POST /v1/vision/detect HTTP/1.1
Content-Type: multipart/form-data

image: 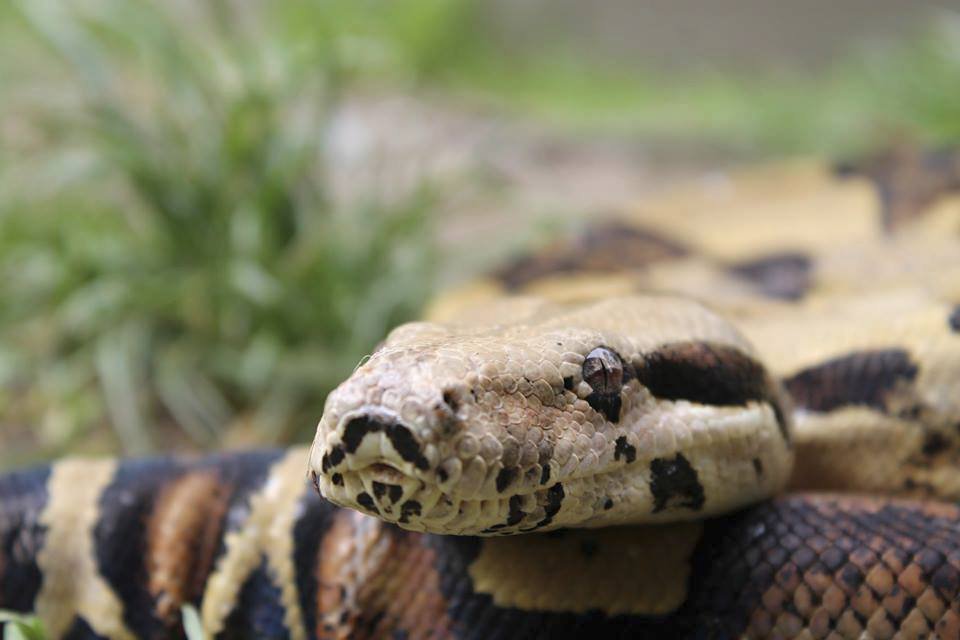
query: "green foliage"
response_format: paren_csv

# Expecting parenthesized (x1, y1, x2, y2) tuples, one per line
(3, 0, 960, 462)
(181, 605, 206, 640)
(0, 1, 437, 460)
(0, 612, 47, 640)
(434, 18, 960, 155)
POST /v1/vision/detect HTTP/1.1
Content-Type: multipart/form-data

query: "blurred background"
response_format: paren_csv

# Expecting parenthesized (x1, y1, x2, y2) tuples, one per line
(2, 0, 960, 466)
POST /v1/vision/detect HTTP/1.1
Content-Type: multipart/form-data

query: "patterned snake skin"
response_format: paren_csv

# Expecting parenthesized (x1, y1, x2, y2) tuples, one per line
(2, 149, 960, 639)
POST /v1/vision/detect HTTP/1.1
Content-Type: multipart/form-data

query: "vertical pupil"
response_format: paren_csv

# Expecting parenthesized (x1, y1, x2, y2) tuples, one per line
(583, 347, 624, 394)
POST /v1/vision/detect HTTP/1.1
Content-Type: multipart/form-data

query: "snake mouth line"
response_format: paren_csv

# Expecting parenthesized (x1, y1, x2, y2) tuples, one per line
(316, 448, 568, 533)
(320, 454, 639, 535)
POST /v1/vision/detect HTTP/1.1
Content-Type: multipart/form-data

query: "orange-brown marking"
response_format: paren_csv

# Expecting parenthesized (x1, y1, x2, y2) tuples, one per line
(745, 497, 960, 639)
(317, 510, 451, 640)
(146, 471, 229, 626)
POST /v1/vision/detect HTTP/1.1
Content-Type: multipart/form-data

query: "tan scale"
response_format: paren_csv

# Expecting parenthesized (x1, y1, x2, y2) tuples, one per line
(312, 295, 794, 536)
(200, 447, 311, 639)
(309, 151, 960, 628)
(35, 459, 136, 640)
(468, 522, 702, 615)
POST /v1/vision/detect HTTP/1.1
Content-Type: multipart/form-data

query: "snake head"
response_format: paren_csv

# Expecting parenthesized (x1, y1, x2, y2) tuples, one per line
(309, 297, 793, 536)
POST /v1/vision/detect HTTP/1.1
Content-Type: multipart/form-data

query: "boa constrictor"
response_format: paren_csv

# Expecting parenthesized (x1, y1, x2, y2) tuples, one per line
(2, 149, 960, 639)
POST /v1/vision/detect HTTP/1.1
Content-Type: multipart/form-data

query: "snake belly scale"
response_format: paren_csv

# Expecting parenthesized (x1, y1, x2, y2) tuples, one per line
(2, 151, 960, 638)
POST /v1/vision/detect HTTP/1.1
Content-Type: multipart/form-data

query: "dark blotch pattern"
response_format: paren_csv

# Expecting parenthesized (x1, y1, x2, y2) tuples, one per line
(292, 491, 337, 638)
(494, 221, 688, 290)
(586, 393, 622, 424)
(0, 465, 50, 613)
(373, 481, 405, 505)
(94, 456, 183, 638)
(343, 417, 382, 453)
(637, 342, 769, 407)
(357, 492, 377, 512)
(399, 501, 422, 524)
(613, 436, 637, 464)
(341, 416, 430, 471)
(5, 451, 960, 637)
(922, 432, 950, 457)
(636, 341, 790, 443)
(321, 446, 345, 473)
(388, 485, 403, 504)
(728, 252, 812, 301)
(521, 483, 566, 532)
(222, 560, 290, 639)
(506, 496, 525, 527)
(783, 348, 918, 414)
(534, 483, 565, 530)
(949, 305, 960, 333)
(649, 454, 704, 513)
(496, 467, 518, 493)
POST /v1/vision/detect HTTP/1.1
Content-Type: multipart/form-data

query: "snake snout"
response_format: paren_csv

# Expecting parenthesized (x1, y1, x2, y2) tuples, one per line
(309, 406, 448, 527)
(322, 411, 433, 476)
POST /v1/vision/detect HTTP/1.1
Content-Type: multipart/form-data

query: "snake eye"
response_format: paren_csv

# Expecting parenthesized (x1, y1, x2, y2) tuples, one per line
(583, 347, 626, 423)
(582, 347, 624, 394)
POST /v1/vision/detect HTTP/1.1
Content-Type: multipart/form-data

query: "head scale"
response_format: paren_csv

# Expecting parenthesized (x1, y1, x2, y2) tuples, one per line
(308, 296, 793, 535)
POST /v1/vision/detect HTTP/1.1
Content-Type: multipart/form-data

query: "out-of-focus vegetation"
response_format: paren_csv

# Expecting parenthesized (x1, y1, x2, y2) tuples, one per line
(0, 0, 442, 462)
(438, 14, 960, 155)
(0, 610, 47, 640)
(0, 606, 202, 639)
(1, 0, 959, 462)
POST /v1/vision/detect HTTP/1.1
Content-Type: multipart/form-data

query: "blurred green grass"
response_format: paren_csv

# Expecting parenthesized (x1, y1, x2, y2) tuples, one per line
(1, 0, 959, 462)
(438, 14, 960, 155)
(0, 0, 442, 462)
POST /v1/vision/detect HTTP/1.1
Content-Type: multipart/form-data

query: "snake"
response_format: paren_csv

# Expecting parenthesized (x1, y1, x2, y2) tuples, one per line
(2, 149, 960, 639)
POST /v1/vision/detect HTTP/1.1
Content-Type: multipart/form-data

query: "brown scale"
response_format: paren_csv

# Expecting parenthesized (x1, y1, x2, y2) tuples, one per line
(493, 221, 689, 290)
(717, 496, 960, 640)
(316, 509, 452, 640)
(145, 471, 230, 627)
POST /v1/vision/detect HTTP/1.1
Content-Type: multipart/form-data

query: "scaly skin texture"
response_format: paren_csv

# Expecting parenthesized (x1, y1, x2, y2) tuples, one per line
(4, 452, 960, 639)
(2, 149, 960, 638)
(310, 296, 794, 535)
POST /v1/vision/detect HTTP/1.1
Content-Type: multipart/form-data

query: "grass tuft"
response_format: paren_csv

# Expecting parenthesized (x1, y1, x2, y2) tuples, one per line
(0, 611, 47, 640)
(0, 1, 439, 461)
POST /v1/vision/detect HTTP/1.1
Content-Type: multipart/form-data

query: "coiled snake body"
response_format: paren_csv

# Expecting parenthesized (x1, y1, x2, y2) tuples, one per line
(3, 153, 960, 638)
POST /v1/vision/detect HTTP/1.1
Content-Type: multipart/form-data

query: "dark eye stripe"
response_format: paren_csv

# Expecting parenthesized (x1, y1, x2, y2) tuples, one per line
(637, 342, 771, 406)
(635, 341, 789, 442)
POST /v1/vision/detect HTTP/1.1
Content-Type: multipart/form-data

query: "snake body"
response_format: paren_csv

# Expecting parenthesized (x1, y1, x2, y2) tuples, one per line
(2, 151, 960, 638)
